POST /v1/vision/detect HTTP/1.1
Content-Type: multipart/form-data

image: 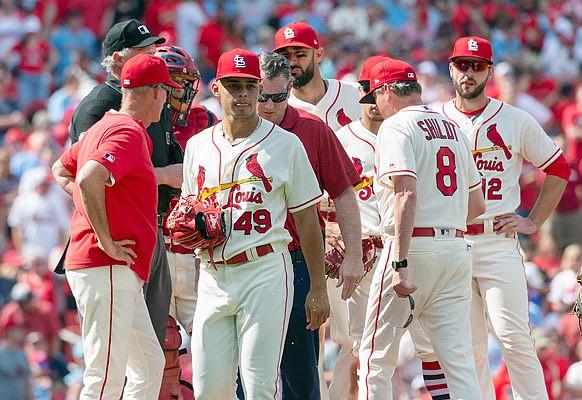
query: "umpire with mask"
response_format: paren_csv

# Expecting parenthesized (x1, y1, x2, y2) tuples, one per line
(70, 19, 183, 348)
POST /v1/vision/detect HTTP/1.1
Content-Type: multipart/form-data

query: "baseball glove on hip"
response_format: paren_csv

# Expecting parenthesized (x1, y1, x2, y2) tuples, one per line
(165, 195, 226, 250)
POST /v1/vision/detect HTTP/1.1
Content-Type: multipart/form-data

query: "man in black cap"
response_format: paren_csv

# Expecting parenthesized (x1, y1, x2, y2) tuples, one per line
(69, 19, 183, 356)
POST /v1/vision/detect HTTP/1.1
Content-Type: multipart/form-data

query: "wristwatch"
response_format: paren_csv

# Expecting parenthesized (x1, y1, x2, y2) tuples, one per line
(391, 259, 408, 270)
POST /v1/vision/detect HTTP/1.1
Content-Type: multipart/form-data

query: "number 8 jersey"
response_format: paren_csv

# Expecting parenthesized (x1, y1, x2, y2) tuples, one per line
(441, 97, 562, 219)
(182, 118, 323, 262)
(374, 105, 481, 236)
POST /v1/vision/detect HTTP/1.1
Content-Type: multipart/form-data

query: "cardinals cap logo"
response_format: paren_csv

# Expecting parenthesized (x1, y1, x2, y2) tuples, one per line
(233, 55, 246, 69)
(467, 39, 479, 51)
(284, 27, 295, 39)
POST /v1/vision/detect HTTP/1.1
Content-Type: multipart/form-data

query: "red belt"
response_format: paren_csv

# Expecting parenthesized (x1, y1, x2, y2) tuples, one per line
(465, 223, 485, 235)
(165, 242, 194, 254)
(214, 244, 274, 265)
(321, 211, 337, 222)
(412, 228, 464, 238)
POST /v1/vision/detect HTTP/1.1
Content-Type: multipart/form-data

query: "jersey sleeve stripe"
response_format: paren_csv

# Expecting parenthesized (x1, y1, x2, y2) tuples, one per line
(469, 181, 482, 191)
(288, 193, 324, 212)
(378, 170, 417, 183)
(538, 148, 562, 170)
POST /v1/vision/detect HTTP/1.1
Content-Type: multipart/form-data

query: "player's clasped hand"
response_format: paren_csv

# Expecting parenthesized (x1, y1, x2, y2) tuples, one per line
(98, 238, 137, 266)
(305, 288, 330, 330)
(392, 268, 417, 298)
(494, 213, 538, 237)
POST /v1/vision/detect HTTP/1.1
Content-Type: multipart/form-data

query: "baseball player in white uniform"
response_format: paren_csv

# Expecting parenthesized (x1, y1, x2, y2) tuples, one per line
(335, 55, 386, 366)
(438, 37, 570, 400)
(358, 58, 485, 400)
(183, 48, 330, 400)
(274, 21, 363, 399)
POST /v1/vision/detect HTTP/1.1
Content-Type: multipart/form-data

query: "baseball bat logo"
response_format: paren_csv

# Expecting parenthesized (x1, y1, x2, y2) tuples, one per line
(486, 124, 512, 160)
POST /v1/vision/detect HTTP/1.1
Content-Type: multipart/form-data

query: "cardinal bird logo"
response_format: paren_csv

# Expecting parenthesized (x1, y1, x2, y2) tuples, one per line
(336, 108, 352, 127)
(486, 124, 512, 160)
(197, 166, 206, 195)
(245, 153, 272, 192)
(352, 157, 364, 176)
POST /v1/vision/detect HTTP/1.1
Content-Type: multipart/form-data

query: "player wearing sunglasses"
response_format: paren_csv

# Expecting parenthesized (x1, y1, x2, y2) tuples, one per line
(251, 51, 361, 400)
(435, 36, 570, 400)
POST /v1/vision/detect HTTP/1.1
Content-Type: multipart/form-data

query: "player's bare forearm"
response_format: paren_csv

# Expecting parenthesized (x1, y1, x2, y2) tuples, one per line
(52, 159, 75, 196)
(293, 205, 330, 329)
(495, 175, 568, 236)
(333, 186, 364, 299)
(155, 163, 183, 188)
(78, 161, 137, 265)
(392, 176, 417, 261)
(467, 188, 486, 223)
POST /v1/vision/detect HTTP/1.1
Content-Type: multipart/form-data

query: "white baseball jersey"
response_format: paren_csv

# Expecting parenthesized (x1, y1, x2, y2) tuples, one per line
(182, 118, 324, 261)
(335, 120, 380, 236)
(375, 105, 481, 234)
(289, 79, 362, 132)
(441, 97, 562, 219)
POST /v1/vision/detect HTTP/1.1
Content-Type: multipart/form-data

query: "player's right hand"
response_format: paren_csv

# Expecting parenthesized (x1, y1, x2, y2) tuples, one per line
(337, 252, 365, 300)
(392, 268, 417, 298)
(305, 288, 330, 330)
(98, 238, 137, 266)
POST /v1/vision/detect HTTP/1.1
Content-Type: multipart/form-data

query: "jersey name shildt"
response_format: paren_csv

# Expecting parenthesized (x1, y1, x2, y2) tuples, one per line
(417, 118, 459, 142)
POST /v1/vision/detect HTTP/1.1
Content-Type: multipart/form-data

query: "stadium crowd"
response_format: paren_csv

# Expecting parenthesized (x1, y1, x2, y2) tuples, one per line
(0, 0, 580, 399)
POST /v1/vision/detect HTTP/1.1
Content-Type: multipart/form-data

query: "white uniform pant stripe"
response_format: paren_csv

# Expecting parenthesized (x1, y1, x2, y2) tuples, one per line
(67, 265, 164, 400)
(192, 252, 293, 399)
(358, 237, 482, 400)
(470, 233, 548, 400)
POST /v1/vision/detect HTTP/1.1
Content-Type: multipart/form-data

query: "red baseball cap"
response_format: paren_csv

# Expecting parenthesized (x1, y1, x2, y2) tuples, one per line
(358, 55, 390, 84)
(121, 54, 181, 89)
(274, 21, 320, 52)
(450, 37, 493, 63)
(360, 59, 417, 104)
(216, 48, 261, 80)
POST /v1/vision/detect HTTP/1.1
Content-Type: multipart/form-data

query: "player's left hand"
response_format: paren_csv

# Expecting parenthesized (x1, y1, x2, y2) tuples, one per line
(494, 213, 538, 237)
(392, 268, 417, 298)
(337, 251, 364, 300)
(305, 288, 330, 330)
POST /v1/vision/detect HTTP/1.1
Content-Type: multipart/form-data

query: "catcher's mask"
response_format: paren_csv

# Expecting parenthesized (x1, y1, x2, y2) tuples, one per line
(155, 46, 201, 126)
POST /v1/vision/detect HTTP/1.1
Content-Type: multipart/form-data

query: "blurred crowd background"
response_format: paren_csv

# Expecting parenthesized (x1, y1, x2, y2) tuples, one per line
(0, 0, 580, 399)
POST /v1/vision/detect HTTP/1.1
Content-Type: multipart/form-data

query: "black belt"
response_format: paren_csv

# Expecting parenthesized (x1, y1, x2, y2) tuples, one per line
(289, 248, 304, 264)
(157, 213, 166, 227)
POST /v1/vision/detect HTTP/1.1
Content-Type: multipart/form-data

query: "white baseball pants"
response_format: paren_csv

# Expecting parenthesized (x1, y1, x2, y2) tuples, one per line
(67, 265, 164, 400)
(166, 250, 199, 335)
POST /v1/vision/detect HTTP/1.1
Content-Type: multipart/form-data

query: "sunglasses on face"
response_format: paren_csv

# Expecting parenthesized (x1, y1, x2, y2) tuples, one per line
(453, 60, 490, 72)
(381, 294, 415, 329)
(258, 90, 289, 103)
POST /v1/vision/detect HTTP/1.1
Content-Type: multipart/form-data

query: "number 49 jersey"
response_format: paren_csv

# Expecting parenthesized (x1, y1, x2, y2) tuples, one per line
(441, 97, 562, 219)
(375, 105, 481, 235)
(182, 118, 323, 261)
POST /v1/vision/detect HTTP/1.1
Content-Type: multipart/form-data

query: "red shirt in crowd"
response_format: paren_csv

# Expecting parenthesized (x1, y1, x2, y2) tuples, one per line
(0, 300, 60, 344)
(278, 106, 359, 252)
(561, 103, 582, 163)
(11, 37, 52, 74)
(60, 112, 157, 282)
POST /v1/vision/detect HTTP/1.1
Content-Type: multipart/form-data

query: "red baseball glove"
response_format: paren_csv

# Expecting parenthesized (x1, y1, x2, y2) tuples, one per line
(324, 238, 378, 279)
(165, 195, 226, 250)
